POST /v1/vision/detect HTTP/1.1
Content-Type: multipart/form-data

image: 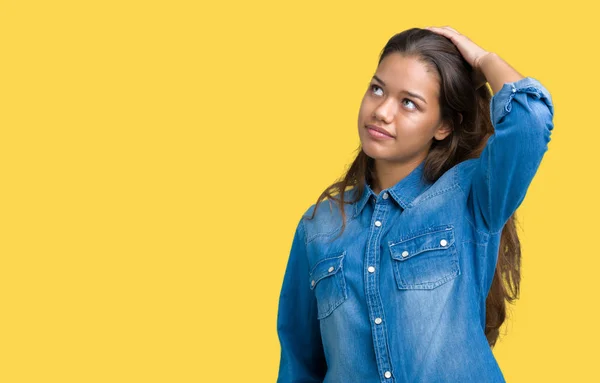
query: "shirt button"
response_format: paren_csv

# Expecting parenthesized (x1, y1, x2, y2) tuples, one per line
(375, 220, 382, 227)
(328, 266, 334, 273)
(374, 317, 382, 324)
(382, 192, 389, 199)
(440, 239, 448, 247)
(384, 371, 392, 379)
(311, 280, 315, 287)
(368, 266, 375, 273)
(401, 250, 409, 258)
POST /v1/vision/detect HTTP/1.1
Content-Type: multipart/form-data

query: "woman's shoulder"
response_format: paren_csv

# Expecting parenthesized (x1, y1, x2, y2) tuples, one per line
(452, 157, 481, 184)
(299, 189, 356, 242)
(410, 159, 482, 207)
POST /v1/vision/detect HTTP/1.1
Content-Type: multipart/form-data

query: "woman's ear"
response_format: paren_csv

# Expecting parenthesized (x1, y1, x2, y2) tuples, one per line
(434, 121, 453, 141)
(434, 114, 461, 141)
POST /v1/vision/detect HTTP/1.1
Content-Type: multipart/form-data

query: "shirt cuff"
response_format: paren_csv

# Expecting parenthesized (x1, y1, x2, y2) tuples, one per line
(489, 76, 555, 126)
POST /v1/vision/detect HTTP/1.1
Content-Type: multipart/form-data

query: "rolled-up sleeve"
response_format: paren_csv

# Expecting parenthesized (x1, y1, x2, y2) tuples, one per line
(470, 77, 555, 234)
(276, 217, 326, 382)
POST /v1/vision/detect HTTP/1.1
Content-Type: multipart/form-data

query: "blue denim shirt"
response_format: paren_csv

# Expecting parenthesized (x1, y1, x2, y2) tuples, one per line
(276, 77, 554, 383)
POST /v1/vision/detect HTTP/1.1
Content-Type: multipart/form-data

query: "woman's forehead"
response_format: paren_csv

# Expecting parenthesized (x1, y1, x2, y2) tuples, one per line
(375, 54, 439, 99)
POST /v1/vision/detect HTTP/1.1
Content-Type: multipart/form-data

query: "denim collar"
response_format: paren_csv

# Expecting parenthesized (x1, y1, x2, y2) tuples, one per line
(353, 159, 432, 218)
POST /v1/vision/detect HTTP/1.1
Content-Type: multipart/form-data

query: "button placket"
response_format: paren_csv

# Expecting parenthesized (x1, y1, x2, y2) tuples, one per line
(364, 204, 394, 382)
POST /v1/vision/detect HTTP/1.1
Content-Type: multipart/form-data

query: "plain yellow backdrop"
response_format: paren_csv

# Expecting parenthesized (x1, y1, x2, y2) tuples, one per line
(0, 0, 596, 381)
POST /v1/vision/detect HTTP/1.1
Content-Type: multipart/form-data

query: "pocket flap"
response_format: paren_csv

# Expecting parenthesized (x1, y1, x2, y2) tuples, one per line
(309, 252, 345, 290)
(389, 226, 455, 261)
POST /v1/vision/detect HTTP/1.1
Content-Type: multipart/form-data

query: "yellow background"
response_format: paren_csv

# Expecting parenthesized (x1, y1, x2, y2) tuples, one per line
(0, 0, 595, 381)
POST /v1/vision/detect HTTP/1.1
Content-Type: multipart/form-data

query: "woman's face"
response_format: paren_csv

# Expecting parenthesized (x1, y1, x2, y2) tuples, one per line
(357, 52, 451, 164)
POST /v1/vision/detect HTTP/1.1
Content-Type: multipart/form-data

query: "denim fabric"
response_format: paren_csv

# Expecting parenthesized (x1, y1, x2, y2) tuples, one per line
(276, 77, 554, 383)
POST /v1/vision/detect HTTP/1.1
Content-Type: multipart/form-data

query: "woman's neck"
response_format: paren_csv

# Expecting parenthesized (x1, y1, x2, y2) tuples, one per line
(372, 156, 424, 194)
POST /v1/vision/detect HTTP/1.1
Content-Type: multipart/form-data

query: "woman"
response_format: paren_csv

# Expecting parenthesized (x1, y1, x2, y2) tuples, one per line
(276, 26, 554, 382)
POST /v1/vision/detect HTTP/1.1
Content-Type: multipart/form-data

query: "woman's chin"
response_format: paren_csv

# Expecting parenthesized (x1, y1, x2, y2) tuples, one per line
(361, 140, 391, 159)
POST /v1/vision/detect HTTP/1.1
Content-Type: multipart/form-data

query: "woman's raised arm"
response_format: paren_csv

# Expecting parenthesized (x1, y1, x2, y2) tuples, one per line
(427, 26, 555, 233)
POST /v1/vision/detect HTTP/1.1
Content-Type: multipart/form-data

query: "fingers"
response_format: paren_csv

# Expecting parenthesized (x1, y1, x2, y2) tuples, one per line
(426, 26, 463, 45)
(426, 26, 463, 38)
(423, 26, 486, 69)
(425, 26, 473, 48)
(442, 26, 460, 34)
(425, 25, 459, 34)
(425, 26, 454, 39)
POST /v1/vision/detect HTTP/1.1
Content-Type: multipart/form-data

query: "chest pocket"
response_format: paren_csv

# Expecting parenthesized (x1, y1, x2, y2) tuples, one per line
(309, 252, 348, 320)
(388, 225, 460, 290)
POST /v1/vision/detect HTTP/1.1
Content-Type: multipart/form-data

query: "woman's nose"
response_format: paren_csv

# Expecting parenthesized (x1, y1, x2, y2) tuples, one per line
(374, 98, 396, 123)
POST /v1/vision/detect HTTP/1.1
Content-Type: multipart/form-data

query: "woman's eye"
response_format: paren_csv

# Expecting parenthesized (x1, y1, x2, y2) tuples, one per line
(370, 84, 383, 96)
(402, 99, 417, 110)
(370, 85, 417, 111)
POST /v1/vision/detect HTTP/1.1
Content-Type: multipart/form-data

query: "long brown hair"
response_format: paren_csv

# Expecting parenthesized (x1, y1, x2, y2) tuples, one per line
(305, 28, 520, 349)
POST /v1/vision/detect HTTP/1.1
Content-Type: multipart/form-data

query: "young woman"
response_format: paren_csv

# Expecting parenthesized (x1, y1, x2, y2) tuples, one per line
(276, 26, 554, 383)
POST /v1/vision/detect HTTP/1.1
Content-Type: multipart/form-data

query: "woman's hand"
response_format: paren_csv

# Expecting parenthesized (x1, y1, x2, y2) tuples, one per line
(425, 26, 491, 89)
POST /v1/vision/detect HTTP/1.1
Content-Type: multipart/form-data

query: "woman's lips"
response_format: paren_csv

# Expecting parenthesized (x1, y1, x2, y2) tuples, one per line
(366, 125, 394, 139)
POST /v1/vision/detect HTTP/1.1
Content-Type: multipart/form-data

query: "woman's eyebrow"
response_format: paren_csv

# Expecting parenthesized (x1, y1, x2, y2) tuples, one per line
(372, 75, 427, 104)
